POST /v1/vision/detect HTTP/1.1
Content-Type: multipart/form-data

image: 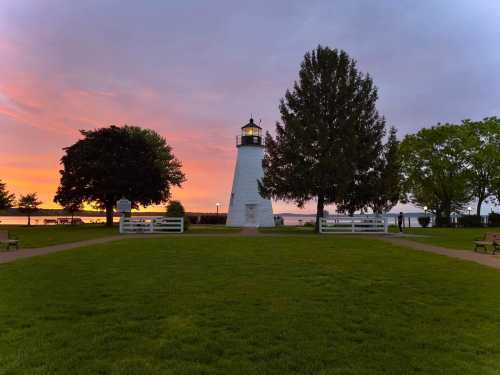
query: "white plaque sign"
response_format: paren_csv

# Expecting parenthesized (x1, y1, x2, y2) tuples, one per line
(116, 198, 131, 213)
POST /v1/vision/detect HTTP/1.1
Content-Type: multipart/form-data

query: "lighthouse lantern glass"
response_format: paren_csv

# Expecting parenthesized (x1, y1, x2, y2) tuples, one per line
(242, 126, 261, 137)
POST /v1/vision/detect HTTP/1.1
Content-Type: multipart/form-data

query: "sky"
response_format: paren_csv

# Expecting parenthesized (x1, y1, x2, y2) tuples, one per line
(1, 0, 499, 214)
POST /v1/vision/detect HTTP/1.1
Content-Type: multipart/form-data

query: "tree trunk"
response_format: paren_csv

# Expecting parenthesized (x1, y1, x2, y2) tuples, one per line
(27, 214, 31, 226)
(314, 194, 325, 233)
(476, 195, 484, 217)
(105, 201, 114, 227)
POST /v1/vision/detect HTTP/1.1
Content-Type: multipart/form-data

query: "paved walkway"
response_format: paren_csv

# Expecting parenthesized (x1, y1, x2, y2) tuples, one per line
(377, 236, 500, 270)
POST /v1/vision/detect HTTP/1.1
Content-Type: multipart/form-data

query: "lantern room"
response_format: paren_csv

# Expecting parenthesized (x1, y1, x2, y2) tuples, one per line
(237, 118, 263, 147)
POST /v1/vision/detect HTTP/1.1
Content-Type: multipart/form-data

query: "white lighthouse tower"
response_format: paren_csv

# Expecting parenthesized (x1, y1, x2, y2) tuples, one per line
(226, 118, 274, 227)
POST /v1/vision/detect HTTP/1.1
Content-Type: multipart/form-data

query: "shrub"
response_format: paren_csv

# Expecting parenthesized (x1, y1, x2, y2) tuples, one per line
(418, 216, 430, 228)
(458, 215, 482, 227)
(489, 213, 500, 227)
(187, 214, 227, 225)
(166, 200, 189, 230)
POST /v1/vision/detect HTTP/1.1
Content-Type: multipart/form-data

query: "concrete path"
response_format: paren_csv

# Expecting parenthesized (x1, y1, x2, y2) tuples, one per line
(377, 236, 500, 270)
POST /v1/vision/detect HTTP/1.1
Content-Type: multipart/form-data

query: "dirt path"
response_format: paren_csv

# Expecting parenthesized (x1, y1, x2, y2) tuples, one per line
(377, 236, 500, 270)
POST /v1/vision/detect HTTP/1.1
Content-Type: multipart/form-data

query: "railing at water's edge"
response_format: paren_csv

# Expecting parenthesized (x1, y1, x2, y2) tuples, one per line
(319, 216, 388, 234)
(119, 217, 184, 234)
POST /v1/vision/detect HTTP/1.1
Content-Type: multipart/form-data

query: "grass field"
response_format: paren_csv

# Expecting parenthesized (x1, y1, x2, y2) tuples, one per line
(1, 236, 500, 374)
(389, 226, 497, 251)
(259, 225, 315, 234)
(0, 224, 240, 249)
(0, 224, 117, 248)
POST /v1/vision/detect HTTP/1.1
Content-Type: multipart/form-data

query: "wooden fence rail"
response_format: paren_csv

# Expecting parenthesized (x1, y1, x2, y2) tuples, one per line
(320, 216, 388, 234)
(119, 217, 184, 234)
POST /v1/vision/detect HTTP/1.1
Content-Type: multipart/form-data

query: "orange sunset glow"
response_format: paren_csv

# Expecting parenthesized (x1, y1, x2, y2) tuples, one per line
(2, 1, 499, 214)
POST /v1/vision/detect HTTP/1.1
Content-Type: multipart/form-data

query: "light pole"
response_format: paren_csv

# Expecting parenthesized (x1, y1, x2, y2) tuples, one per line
(423, 206, 428, 216)
(216, 202, 221, 222)
(467, 206, 472, 216)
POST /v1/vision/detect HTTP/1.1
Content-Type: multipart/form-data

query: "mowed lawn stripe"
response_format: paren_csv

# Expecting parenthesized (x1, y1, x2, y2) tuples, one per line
(1, 236, 500, 374)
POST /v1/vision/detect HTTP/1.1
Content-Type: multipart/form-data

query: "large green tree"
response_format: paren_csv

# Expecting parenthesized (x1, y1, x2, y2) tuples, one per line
(400, 124, 471, 226)
(54, 125, 186, 226)
(0, 179, 15, 210)
(259, 46, 387, 232)
(18, 193, 42, 226)
(462, 117, 500, 215)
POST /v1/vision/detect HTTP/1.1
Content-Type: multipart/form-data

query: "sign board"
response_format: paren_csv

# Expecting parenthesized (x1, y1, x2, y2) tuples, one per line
(116, 198, 131, 213)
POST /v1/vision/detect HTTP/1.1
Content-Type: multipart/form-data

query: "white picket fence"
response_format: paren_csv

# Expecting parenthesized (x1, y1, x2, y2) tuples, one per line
(119, 217, 184, 234)
(319, 216, 388, 234)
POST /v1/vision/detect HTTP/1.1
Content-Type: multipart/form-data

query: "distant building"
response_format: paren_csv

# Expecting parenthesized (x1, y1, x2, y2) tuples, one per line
(226, 118, 274, 227)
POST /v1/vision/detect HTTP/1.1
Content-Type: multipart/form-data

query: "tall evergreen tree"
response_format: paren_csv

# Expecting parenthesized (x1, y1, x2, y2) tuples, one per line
(0, 179, 15, 210)
(260, 46, 386, 232)
(369, 127, 402, 214)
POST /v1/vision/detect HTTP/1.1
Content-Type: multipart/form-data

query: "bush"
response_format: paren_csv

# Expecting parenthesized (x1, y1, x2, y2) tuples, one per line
(187, 214, 227, 225)
(435, 214, 450, 227)
(418, 216, 430, 228)
(489, 213, 500, 227)
(166, 200, 189, 230)
(458, 215, 482, 227)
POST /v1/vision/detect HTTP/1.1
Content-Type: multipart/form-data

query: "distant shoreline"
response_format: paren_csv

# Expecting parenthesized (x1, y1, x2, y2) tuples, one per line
(1, 208, 440, 218)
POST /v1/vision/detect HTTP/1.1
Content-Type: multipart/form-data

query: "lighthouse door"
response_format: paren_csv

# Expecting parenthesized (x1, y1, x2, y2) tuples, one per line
(245, 204, 258, 226)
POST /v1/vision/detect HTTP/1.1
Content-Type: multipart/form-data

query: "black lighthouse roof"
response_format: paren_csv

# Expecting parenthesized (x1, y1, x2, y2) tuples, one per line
(241, 118, 261, 129)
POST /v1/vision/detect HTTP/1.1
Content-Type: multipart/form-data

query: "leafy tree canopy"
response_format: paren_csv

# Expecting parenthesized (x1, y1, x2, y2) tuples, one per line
(461, 117, 500, 215)
(18, 193, 42, 226)
(54, 125, 186, 226)
(400, 123, 471, 226)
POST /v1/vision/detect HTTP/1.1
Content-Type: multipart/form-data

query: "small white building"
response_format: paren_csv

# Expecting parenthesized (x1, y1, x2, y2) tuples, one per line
(226, 118, 275, 227)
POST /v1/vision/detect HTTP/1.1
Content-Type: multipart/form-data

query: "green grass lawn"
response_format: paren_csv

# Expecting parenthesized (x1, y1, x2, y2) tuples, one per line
(1, 236, 500, 374)
(0, 224, 118, 248)
(0, 224, 241, 249)
(259, 225, 315, 234)
(187, 224, 241, 234)
(389, 226, 497, 251)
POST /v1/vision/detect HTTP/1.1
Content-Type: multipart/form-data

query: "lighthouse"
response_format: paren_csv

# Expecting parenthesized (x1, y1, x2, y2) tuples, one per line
(226, 118, 275, 227)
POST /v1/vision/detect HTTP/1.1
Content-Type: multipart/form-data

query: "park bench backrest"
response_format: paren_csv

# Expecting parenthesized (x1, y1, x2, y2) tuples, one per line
(0, 231, 9, 241)
(484, 233, 500, 243)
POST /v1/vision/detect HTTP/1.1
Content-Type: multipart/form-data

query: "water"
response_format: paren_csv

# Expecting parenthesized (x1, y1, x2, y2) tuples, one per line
(280, 214, 432, 227)
(0, 216, 120, 225)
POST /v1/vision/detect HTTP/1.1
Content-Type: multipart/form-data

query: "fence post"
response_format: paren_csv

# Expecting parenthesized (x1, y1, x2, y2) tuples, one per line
(180, 217, 184, 233)
(384, 216, 388, 233)
(351, 218, 355, 233)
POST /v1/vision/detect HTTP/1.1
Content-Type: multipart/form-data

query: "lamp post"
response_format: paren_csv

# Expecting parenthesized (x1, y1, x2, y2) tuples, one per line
(216, 202, 221, 222)
(467, 206, 472, 216)
(423, 206, 428, 216)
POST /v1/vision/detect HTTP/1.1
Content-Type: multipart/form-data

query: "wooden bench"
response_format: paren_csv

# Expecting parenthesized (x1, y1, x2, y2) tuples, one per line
(0, 230, 19, 250)
(474, 233, 500, 254)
